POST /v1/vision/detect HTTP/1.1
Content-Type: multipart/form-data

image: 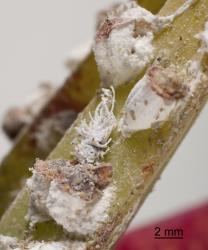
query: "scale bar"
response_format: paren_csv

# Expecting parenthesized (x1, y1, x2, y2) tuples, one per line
(155, 237, 184, 240)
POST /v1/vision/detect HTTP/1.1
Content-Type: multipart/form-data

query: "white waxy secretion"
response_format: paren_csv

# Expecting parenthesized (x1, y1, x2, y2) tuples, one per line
(46, 182, 115, 235)
(27, 241, 86, 250)
(0, 235, 86, 250)
(0, 235, 19, 250)
(187, 22, 208, 92)
(196, 21, 208, 53)
(94, 0, 197, 88)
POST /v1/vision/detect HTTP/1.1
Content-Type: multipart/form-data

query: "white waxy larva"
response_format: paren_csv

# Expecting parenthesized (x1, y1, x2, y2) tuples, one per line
(94, 0, 197, 88)
(74, 87, 117, 164)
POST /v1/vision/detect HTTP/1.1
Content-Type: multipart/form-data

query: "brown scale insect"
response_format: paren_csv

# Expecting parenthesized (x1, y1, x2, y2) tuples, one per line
(133, 19, 155, 38)
(96, 16, 135, 42)
(147, 65, 189, 100)
(202, 52, 208, 73)
(141, 162, 155, 180)
(34, 159, 113, 202)
(90, 164, 113, 188)
(96, 17, 122, 42)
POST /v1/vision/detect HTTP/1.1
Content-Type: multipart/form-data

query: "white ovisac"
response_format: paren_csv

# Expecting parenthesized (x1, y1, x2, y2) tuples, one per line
(94, 0, 197, 88)
(27, 170, 115, 235)
(119, 74, 178, 137)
